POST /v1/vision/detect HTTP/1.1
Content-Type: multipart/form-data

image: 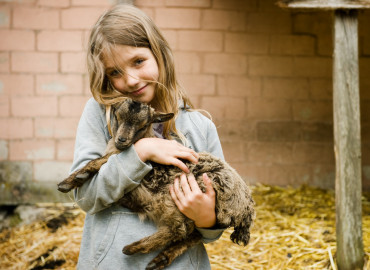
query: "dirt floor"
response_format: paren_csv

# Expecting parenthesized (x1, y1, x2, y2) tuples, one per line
(0, 184, 369, 270)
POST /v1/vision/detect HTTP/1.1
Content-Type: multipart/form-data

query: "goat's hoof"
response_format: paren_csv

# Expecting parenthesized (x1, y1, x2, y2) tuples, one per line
(57, 182, 73, 193)
(122, 245, 135, 255)
(146, 255, 168, 270)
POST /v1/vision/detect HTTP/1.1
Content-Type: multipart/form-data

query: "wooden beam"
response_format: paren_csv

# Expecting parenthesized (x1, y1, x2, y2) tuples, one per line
(278, 0, 370, 9)
(333, 9, 364, 270)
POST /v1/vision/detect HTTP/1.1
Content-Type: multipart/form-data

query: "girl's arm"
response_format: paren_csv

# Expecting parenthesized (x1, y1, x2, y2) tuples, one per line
(73, 99, 153, 214)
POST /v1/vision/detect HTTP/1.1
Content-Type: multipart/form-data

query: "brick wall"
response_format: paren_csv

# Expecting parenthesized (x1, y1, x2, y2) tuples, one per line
(0, 0, 369, 203)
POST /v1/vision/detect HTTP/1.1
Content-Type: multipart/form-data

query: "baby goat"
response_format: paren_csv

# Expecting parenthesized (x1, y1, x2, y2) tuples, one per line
(58, 98, 255, 270)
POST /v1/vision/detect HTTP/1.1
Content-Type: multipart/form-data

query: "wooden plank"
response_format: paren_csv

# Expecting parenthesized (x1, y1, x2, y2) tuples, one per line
(278, 0, 370, 9)
(333, 9, 364, 270)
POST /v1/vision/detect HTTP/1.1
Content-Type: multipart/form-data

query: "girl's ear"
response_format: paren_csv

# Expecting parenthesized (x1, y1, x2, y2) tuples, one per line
(151, 112, 174, 123)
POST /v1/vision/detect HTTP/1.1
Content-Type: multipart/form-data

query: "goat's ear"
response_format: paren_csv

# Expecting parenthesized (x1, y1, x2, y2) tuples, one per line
(151, 112, 174, 123)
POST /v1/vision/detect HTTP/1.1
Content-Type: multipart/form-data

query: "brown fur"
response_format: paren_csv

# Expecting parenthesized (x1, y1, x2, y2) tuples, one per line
(58, 98, 255, 270)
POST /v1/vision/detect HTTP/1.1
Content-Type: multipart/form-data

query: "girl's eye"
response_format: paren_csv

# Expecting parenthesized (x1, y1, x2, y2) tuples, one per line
(109, 69, 121, 77)
(134, 58, 144, 66)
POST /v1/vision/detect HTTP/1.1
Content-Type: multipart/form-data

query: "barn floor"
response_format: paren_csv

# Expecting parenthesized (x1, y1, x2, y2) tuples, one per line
(0, 184, 369, 270)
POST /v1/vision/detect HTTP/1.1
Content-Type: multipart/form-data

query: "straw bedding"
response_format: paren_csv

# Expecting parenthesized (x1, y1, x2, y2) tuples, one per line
(0, 185, 369, 270)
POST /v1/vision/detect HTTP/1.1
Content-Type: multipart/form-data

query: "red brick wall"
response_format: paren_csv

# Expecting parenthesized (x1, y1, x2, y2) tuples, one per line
(1, 0, 370, 203)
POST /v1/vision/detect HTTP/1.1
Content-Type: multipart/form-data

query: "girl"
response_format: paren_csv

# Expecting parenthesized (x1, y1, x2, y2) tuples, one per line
(72, 4, 225, 269)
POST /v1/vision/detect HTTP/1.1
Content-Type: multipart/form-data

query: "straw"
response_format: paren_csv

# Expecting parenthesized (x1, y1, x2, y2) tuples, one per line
(0, 185, 369, 269)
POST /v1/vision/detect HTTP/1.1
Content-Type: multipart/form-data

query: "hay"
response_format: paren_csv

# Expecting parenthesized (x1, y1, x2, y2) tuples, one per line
(0, 185, 369, 270)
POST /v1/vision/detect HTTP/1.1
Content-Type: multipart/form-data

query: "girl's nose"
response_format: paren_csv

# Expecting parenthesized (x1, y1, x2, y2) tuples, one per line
(125, 71, 140, 88)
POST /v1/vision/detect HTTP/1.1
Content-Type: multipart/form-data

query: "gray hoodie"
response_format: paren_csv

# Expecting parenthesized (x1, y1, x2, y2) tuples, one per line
(72, 98, 225, 269)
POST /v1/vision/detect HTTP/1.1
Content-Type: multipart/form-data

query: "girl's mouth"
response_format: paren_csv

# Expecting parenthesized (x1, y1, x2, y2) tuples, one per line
(129, 85, 147, 96)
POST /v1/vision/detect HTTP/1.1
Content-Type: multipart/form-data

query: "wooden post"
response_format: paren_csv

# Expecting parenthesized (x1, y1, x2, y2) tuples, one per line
(277, 1, 367, 269)
(333, 9, 364, 270)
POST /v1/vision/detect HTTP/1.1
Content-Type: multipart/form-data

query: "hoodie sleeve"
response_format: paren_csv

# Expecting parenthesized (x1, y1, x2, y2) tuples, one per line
(71, 98, 152, 215)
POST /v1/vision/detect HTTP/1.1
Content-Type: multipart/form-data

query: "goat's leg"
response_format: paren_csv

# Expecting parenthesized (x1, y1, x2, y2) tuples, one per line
(145, 230, 202, 270)
(57, 153, 115, 193)
(122, 226, 183, 255)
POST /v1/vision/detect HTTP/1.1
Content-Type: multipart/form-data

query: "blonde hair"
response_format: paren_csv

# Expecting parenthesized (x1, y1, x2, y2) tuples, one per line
(87, 4, 193, 139)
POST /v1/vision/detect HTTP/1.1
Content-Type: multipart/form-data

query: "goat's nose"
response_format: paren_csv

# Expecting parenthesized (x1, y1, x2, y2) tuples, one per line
(118, 137, 127, 143)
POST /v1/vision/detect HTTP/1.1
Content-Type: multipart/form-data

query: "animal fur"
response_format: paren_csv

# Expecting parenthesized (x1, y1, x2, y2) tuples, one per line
(58, 98, 255, 270)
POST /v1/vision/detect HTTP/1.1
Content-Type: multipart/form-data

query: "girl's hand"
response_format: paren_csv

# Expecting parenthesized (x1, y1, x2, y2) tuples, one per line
(170, 173, 216, 228)
(134, 137, 198, 173)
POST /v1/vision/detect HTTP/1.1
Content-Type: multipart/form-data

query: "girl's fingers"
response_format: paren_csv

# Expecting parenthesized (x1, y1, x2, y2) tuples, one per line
(180, 173, 192, 194)
(202, 173, 215, 195)
(187, 174, 201, 193)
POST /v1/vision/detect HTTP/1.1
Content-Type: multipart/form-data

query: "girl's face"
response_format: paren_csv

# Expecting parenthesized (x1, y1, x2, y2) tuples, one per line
(103, 45, 159, 105)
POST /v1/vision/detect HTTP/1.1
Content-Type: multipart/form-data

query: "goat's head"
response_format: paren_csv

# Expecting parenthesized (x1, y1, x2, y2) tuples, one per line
(111, 98, 174, 150)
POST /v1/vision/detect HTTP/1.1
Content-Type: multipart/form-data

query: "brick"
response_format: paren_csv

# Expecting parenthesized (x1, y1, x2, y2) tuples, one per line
(173, 52, 201, 73)
(302, 122, 333, 142)
(249, 56, 294, 77)
(59, 95, 90, 116)
(293, 13, 331, 36)
(312, 165, 335, 189)
(245, 142, 294, 164)
(203, 53, 247, 75)
(202, 10, 246, 31)
(36, 74, 83, 95)
(294, 57, 332, 78)
(61, 52, 86, 73)
(165, 0, 210, 7)
(135, 0, 165, 7)
(263, 78, 309, 99)
(12, 52, 58, 73)
(212, 0, 257, 11)
(200, 96, 245, 120)
(293, 143, 335, 164)
(257, 121, 301, 142)
(270, 35, 315, 56)
(361, 100, 370, 122)
(222, 141, 245, 163)
(0, 140, 8, 160)
(178, 74, 215, 96)
(361, 79, 370, 100)
(9, 139, 55, 161)
(233, 164, 268, 185)
(0, 118, 33, 139)
(0, 52, 9, 72)
(293, 101, 333, 122)
(0, 96, 9, 117)
(61, 7, 107, 29)
(37, 30, 84, 51)
(217, 76, 261, 98)
(259, 0, 282, 12)
(35, 117, 79, 138)
(71, 0, 113, 6)
(11, 97, 58, 117)
(13, 6, 59, 29)
(155, 8, 200, 29)
(0, 74, 34, 96)
(0, 5, 10, 28)
(247, 12, 291, 34)
(363, 32, 370, 56)
(57, 139, 75, 160)
(362, 124, 370, 143)
(247, 98, 292, 120)
(317, 34, 332, 57)
(268, 164, 312, 187)
(161, 30, 177, 50)
(217, 120, 256, 141)
(225, 33, 269, 54)
(34, 161, 72, 182)
(309, 79, 332, 100)
(37, 0, 70, 7)
(178, 30, 223, 52)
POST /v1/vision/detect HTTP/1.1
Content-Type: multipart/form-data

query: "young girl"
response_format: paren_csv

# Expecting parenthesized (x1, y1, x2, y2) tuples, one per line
(72, 4, 225, 269)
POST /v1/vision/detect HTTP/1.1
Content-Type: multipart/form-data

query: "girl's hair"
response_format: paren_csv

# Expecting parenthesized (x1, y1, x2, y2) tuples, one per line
(87, 4, 193, 139)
